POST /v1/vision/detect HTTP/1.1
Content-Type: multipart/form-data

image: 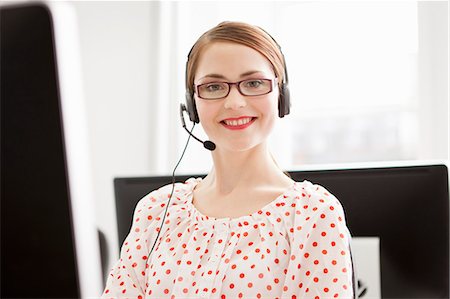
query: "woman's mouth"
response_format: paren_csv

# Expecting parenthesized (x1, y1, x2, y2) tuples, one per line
(221, 117, 256, 130)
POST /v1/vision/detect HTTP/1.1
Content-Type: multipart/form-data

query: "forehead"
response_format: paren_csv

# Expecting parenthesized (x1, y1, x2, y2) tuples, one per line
(194, 41, 275, 81)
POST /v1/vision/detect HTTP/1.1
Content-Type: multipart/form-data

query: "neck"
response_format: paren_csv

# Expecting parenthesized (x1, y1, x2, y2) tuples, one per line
(202, 143, 291, 195)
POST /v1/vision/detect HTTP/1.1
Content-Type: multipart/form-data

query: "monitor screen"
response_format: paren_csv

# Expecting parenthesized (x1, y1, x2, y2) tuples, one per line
(1, 3, 102, 298)
(114, 164, 449, 298)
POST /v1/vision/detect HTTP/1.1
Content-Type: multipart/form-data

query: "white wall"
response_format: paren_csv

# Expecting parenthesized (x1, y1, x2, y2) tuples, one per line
(71, 1, 160, 271)
(417, 1, 449, 159)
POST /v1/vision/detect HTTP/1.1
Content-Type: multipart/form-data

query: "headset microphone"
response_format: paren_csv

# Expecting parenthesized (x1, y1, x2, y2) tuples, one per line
(180, 104, 216, 151)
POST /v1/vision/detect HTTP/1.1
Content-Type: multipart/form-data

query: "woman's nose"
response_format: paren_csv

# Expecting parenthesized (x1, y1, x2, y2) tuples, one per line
(223, 85, 247, 110)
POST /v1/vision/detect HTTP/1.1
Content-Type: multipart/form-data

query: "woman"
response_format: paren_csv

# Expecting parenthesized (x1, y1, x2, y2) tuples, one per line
(103, 21, 354, 299)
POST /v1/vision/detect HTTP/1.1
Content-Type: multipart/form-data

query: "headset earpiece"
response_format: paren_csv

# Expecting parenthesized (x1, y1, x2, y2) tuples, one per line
(185, 90, 200, 123)
(278, 82, 290, 118)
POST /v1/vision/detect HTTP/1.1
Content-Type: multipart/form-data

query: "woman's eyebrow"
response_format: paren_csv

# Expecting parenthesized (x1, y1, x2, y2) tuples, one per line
(198, 71, 265, 81)
(239, 70, 263, 77)
(198, 74, 226, 80)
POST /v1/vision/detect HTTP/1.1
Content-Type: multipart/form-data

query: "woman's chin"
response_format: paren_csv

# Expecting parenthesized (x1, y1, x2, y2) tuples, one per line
(213, 139, 267, 154)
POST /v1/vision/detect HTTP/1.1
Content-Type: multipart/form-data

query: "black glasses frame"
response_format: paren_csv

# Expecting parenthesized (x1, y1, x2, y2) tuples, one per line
(194, 78, 278, 100)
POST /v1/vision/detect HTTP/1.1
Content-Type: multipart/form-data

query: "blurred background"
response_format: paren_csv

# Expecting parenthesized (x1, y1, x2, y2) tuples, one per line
(69, 0, 448, 274)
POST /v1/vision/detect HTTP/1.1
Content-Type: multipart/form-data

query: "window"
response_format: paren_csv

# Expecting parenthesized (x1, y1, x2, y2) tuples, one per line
(169, 1, 447, 174)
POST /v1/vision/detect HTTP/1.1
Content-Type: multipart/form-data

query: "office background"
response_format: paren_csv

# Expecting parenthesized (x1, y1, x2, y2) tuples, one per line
(69, 1, 448, 271)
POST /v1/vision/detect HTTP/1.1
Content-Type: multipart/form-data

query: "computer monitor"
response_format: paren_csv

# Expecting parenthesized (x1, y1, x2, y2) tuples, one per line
(1, 2, 103, 298)
(114, 163, 449, 298)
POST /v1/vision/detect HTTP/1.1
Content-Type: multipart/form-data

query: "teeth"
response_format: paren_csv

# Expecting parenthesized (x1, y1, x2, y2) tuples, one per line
(224, 117, 253, 126)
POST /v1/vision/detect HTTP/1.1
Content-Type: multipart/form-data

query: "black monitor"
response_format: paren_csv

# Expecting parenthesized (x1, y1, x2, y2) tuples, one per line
(1, 2, 103, 298)
(114, 163, 449, 298)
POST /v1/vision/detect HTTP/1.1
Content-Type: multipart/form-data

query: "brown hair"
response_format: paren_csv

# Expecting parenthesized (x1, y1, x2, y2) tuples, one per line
(186, 21, 286, 96)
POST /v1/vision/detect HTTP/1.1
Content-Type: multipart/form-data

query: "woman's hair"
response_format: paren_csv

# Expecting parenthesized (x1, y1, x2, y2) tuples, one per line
(186, 21, 286, 96)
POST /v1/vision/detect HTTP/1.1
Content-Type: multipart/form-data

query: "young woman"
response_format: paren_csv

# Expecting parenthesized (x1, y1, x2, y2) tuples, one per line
(103, 21, 354, 299)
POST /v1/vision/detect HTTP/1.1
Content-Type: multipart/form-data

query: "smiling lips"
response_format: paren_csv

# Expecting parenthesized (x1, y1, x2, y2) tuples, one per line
(221, 116, 256, 130)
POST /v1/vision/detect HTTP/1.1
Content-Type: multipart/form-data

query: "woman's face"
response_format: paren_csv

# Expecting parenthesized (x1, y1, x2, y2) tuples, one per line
(194, 41, 279, 152)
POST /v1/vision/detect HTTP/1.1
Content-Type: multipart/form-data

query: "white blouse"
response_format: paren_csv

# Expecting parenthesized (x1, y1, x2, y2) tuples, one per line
(102, 177, 354, 299)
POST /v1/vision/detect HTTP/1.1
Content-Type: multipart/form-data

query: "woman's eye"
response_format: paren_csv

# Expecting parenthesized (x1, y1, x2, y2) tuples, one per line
(205, 83, 225, 92)
(244, 80, 264, 88)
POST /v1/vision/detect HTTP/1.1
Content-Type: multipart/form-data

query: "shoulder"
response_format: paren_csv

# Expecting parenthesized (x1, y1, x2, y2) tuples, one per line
(292, 180, 345, 214)
(130, 177, 201, 228)
(285, 180, 350, 238)
(138, 177, 199, 206)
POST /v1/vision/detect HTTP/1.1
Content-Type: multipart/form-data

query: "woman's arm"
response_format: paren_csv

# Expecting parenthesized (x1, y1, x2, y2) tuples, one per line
(285, 183, 354, 299)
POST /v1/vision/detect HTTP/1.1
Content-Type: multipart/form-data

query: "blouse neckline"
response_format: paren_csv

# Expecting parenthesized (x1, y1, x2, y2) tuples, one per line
(184, 177, 298, 226)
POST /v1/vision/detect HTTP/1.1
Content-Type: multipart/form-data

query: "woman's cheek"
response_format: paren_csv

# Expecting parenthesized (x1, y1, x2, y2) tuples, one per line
(195, 99, 218, 132)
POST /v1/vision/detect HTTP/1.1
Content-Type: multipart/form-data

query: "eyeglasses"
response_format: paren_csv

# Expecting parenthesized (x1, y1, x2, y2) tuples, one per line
(195, 78, 278, 100)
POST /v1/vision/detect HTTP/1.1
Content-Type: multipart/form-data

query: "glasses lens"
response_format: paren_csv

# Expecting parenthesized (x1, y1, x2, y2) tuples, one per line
(239, 79, 272, 96)
(198, 82, 229, 99)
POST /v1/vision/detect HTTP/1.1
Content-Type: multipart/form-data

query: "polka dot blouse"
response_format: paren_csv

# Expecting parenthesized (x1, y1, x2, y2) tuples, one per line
(102, 177, 354, 299)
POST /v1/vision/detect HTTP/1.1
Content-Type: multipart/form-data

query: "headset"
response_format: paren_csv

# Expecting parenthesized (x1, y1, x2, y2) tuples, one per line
(179, 27, 291, 150)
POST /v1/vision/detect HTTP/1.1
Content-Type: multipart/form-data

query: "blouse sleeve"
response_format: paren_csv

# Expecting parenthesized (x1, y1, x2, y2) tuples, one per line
(285, 182, 354, 299)
(101, 183, 177, 299)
